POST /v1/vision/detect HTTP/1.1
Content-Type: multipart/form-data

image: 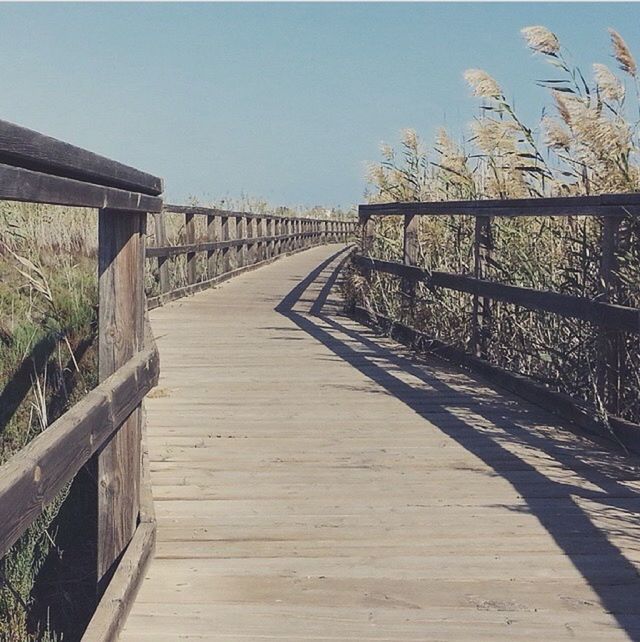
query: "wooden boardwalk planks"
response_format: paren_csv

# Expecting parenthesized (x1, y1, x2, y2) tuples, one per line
(121, 244, 640, 641)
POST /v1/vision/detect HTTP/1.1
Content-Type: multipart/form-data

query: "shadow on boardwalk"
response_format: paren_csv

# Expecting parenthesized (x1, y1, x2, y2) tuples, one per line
(276, 246, 640, 639)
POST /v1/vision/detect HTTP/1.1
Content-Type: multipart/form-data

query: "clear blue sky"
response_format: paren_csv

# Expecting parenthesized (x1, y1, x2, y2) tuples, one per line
(2, 2, 640, 208)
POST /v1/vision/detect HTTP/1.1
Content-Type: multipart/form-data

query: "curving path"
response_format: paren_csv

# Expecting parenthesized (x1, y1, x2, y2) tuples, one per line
(121, 244, 640, 641)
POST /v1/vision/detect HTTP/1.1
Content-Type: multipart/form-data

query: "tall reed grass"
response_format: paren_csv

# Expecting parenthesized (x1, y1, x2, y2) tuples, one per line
(353, 25, 640, 426)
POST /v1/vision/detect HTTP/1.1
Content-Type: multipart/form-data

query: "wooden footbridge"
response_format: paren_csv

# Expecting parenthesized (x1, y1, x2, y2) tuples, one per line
(2, 121, 640, 641)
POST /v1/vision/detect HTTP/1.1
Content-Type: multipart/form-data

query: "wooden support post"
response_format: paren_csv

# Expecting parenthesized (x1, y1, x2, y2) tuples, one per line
(252, 217, 260, 261)
(207, 214, 218, 278)
(598, 216, 623, 415)
(275, 218, 281, 255)
(96, 208, 145, 591)
(235, 215, 244, 268)
(401, 213, 419, 323)
(153, 212, 169, 295)
(221, 215, 231, 273)
(185, 212, 197, 285)
(471, 215, 492, 358)
(245, 217, 253, 265)
(266, 217, 273, 259)
(287, 218, 293, 252)
(360, 213, 374, 255)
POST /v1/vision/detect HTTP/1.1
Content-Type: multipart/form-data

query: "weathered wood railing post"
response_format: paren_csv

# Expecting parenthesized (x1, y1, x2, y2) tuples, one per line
(275, 218, 281, 255)
(598, 216, 623, 415)
(267, 217, 274, 259)
(249, 216, 257, 264)
(257, 217, 264, 261)
(221, 214, 231, 273)
(401, 213, 419, 323)
(96, 208, 146, 592)
(185, 212, 197, 285)
(359, 211, 375, 287)
(207, 213, 218, 278)
(235, 215, 244, 268)
(471, 215, 492, 358)
(153, 212, 169, 295)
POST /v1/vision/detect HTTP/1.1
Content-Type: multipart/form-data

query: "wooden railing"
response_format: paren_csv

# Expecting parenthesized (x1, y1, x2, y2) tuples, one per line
(0, 119, 162, 640)
(147, 204, 355, 308)
(355, 196, 640, 451)
(0, 118, 355, 640)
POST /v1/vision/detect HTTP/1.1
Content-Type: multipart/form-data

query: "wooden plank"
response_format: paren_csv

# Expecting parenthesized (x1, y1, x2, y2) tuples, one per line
(152, 213, 169, 295)
(97, 208, 145, 587)
(235, 215, 244, 268)
(353, 255, 640, 333)
(206, 214, 218, 279)
(122, 246, 640, 641)
(0, 338, 158, 559)
(401, 213, 418, 322)
(359, 193, 640, 218)
(472, 216, 492, 357)
(0, 118, 163, 195)
(185, 212, 197, 285)
(146, 235, 309, 259)
(82, 415, 157, 642)
(0, 163, 162, 211)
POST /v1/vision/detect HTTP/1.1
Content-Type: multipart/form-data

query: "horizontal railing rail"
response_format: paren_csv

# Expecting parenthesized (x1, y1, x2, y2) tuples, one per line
(354, 256, 640, 334)
(355, 194, 640, 451)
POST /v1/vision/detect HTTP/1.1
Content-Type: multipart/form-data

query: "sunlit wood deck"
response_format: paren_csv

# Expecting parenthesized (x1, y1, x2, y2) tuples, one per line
(121, 244, 640, 641)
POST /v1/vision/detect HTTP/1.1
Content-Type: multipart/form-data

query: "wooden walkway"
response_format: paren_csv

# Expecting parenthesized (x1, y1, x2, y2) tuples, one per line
(122, 244, 640, 641)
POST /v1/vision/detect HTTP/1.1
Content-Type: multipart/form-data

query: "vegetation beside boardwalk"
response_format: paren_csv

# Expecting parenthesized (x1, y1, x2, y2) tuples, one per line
(347, 25, 640, 426)
(0, 202, 97, 640)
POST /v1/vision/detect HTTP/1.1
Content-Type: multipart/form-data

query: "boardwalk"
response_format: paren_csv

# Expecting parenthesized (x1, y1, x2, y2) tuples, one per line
(122, 244, 640, 641)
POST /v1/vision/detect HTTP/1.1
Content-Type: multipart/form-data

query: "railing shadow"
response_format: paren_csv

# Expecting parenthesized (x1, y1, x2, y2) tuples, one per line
(275, 246, 640, 637)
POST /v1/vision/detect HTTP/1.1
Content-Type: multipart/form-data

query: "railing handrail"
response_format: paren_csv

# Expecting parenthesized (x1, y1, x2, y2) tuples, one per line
(164, 202, 355, 223)
(0, 118, 163, 211)
(359, 192, 640, 218)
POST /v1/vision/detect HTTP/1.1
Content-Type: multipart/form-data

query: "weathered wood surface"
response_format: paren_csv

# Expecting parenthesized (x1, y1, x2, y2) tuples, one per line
(122, 245, 640, 640)
(97, 209, 145, 585)
(0, 335, 158, 560)
(360, 193, 640, 218)
(353, 255, 640, 333)
(0, 163, 163, 212)
(0, 118, 163, 195)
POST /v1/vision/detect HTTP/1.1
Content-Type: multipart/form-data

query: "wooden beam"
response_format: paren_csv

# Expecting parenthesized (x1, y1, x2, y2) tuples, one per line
(0, 338, 158, 559)
(0, 119, 163, 195)
(353, 255, 640, 333)
(0, 163, 162, 211)
(185, 212, 197, 285)
(97, 208, 145, 588)
(401, 213, 419, 322)
(359, 194, 640, 218)
(152, 213, 169, 295)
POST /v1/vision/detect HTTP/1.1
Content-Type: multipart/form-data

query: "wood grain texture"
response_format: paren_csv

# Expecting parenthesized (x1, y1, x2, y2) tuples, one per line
(185, 213, 197, 286)
(353, 255, 640, 333)
(0, 335, 158, 560)
(0, 163, 162, 212)
(152, 213, 169, 295)
(0, 118, 163, 195)
(359, 193, 640, 218)
(97, 209, 145, 585)
(122, 245, 640, 641)
(83, 411, 157, 642)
